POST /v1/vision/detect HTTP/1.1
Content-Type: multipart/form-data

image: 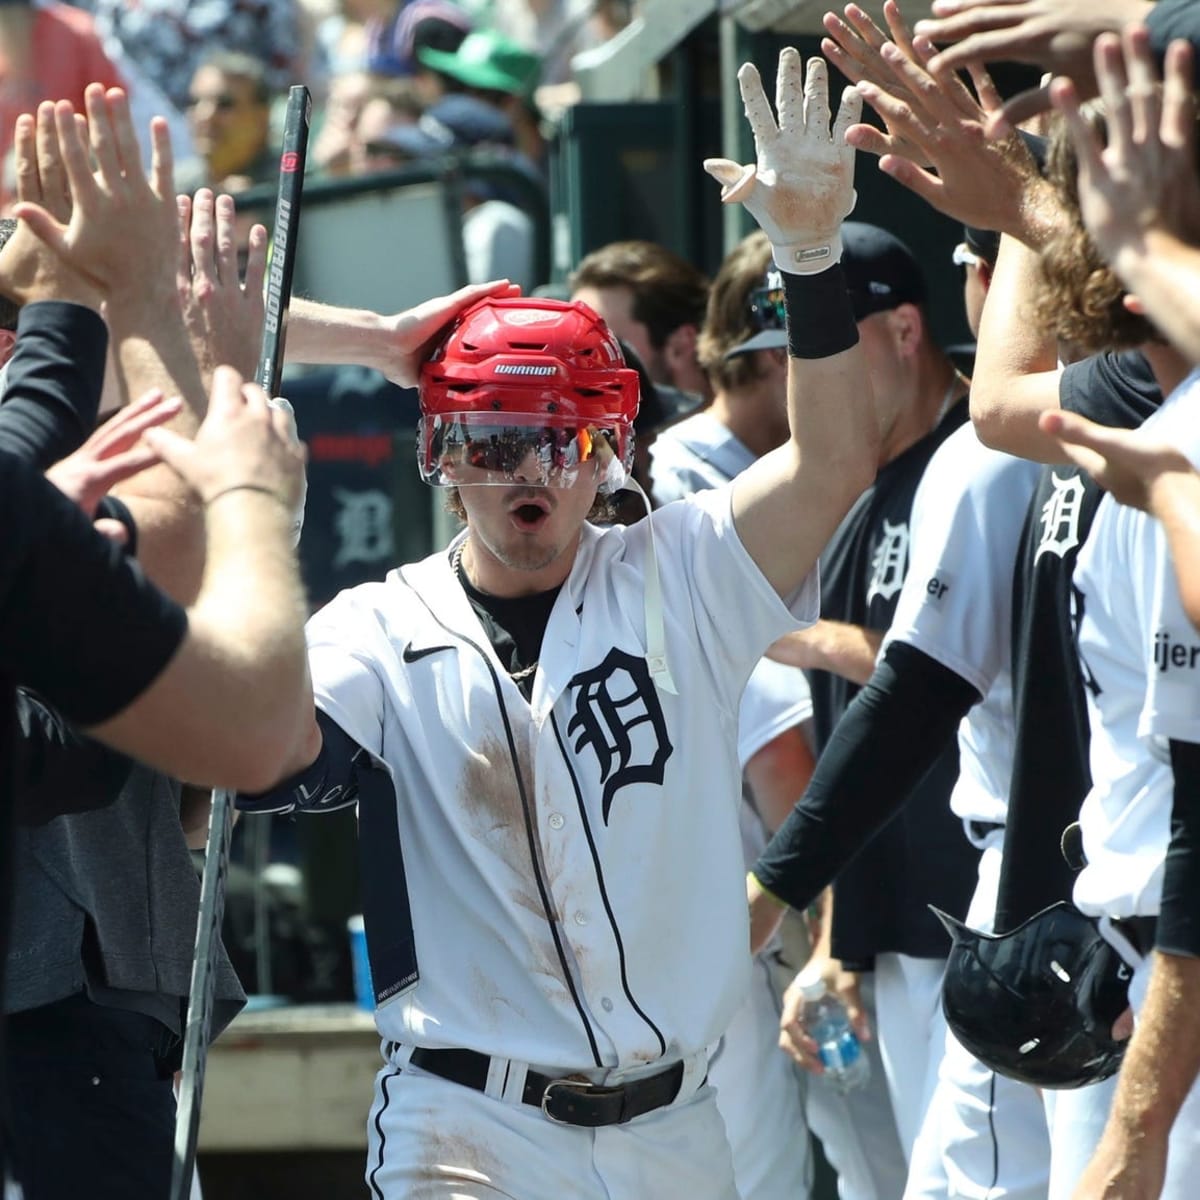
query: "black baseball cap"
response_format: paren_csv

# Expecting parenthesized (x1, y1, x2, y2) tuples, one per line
(841, 221, 926, 321)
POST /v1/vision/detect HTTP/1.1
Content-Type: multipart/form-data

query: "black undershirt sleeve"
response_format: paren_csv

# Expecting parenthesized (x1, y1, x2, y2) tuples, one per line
(0, 302, 107, 468)
(753, 641, 981, 912)
(0, 453, 186, 727)
(1159, 739, 1200, 958)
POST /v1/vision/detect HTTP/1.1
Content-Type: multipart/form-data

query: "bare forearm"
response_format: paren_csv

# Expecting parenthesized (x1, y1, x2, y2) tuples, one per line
(769, 621, 882, 684)
(286, 297, 392, 371)
(970, 234, 1065, 461)
(90, 493, 312, 791)
(1113, 231, 1200, 366)
(1107, 952, 1200, 1141)
(107, 285, 210, 599)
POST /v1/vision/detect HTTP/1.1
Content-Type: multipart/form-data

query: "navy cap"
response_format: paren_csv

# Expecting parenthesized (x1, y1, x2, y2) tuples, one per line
(841, 222, 926, 321)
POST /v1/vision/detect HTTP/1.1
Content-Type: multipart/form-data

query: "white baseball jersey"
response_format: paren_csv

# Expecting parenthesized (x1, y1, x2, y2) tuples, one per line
(1072, 368, 1200, 918)
(882, 422, 1040, 829)
(306, 486, 812, 1071)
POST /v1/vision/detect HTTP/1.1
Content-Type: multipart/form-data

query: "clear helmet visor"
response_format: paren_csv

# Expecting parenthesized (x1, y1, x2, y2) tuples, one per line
(418, 413, 631, 491)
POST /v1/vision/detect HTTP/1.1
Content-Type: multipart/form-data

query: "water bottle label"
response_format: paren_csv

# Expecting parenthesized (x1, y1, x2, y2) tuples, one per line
(818, 1029, 862, 1072)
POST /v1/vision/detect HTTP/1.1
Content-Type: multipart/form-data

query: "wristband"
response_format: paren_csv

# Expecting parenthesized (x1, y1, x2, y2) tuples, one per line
(205, 482, 291, 511)
(772, 230, 844, 276)
(783, 265, 859, 360)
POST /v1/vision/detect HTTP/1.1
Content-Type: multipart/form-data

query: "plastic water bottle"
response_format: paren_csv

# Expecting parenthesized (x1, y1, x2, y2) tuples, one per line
(798, 976, 871, 1093)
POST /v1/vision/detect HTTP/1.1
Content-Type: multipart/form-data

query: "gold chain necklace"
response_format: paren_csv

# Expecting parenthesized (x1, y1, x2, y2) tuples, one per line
(452, 542, 539, 683)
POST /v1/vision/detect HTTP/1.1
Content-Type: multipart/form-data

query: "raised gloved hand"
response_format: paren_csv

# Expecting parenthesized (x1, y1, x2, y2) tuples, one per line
(705, 48, 861, 274)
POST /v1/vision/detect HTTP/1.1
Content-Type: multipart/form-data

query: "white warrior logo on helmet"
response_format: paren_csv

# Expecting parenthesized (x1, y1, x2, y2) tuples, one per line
(867, 519, 909, 603)
(1035, 473, 1086, 561)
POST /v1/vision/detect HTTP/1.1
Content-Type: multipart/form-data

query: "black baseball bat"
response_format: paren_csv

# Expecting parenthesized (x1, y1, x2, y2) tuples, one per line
(171, 84, 311, 1200)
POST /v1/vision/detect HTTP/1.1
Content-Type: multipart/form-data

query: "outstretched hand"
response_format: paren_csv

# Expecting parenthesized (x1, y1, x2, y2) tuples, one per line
(381, 279, 522, 388)
(45, 389, 181, 515)
(0, 103, 103, 310)
(143, 365, 307, 514)
(177, 189, 268, 384)
(823, 2, 1048, 241)
(704, 47, 860, 273)
(11, 85, 178, 305)
(913, 0, 1155, 130)
(1049, 28, 1200, 270)
(1039, 408, 1195, 512)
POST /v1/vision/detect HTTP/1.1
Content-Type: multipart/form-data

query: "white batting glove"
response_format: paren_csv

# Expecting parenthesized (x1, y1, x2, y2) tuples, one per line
(705, 49, 861, 274)
(268, 396, 306, 547)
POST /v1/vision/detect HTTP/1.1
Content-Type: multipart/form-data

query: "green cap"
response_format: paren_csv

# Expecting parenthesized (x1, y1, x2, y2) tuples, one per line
(417, 28, 541, 96)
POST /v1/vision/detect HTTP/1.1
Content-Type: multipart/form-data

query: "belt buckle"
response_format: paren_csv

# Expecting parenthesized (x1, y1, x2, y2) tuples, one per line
(540, 1074, 601, 1125)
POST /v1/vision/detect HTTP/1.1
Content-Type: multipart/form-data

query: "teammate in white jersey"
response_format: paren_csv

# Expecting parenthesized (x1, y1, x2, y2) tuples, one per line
(237, 50, 878, 1198)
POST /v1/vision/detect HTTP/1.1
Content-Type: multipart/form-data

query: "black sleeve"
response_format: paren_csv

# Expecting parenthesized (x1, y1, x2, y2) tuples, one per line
(752, 641, 980, 911)
(236, 710, 360, 814)
(0, 451, 186, 726)
(1148, 0, 1200, 60)
(0, 302, 107, 468)
(12, 688, 133, 825)
(1059, 349, 1162, 429)
(1159, 739, 1200, 957)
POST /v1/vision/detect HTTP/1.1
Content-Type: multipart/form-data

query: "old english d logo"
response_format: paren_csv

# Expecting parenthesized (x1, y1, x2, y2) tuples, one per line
(567, 648, 674, 823)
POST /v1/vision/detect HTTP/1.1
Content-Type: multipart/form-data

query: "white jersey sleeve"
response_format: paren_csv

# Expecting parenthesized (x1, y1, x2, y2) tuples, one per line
(882, 423, 1040, 697)
(737, 657, 814, 771)
(306, 583, 391, 756)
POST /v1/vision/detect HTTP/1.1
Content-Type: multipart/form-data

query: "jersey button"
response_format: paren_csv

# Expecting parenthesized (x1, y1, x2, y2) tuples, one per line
(548, 813, 565, 830)
(573, 911, 588, 926)
(601, 997, 614, 1012)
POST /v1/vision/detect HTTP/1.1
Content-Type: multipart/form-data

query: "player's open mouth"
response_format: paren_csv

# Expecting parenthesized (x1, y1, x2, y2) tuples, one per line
(511, 503, 550, 531)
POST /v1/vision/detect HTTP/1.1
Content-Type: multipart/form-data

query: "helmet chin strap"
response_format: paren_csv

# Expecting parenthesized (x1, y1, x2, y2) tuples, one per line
(622, 474, 678, 696)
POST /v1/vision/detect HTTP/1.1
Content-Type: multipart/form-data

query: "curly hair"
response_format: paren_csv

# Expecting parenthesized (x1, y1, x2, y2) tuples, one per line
(1034, 103, 1159, 353)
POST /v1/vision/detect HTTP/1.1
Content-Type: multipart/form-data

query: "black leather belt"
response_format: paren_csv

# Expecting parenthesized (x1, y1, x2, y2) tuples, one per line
(399, 1045, 687, 1127)
(1110, 915, 1157, 957)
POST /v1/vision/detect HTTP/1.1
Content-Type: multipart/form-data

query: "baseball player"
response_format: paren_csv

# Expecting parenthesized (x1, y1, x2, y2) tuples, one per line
(649, 226, 905, 1200)
(236, 49, 876, 1199)
(751, 413, 1049, 1200)
(1055, 350, 1200, 1198)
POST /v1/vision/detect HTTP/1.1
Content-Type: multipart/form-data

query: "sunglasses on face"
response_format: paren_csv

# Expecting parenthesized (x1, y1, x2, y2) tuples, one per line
(748, 284, 787, 332)
(423, 418, 621, 487)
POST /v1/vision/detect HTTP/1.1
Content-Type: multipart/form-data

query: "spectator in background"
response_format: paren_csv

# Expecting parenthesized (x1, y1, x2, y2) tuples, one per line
(89, 0, 304, 114)
(343, 0, 472, 77)
(488, 0, 604, 86)
(569, 239, 713, 413)
(416, 27, 545, 168)
(312, 71, 422, 176)
(0, 0, 123, 211)
(371, 102, 537, 290)
(177, 52, 278, 196)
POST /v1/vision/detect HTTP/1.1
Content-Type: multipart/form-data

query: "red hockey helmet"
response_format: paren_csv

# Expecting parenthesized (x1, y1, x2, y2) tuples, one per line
(417, 297, 640, 490)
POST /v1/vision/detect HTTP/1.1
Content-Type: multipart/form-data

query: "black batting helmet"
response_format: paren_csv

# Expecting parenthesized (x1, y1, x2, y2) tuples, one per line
(933, 902, 1131, 1089)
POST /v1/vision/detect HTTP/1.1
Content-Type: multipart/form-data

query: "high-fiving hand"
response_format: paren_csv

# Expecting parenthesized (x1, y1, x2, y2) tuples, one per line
(704, 48, 861, 274)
